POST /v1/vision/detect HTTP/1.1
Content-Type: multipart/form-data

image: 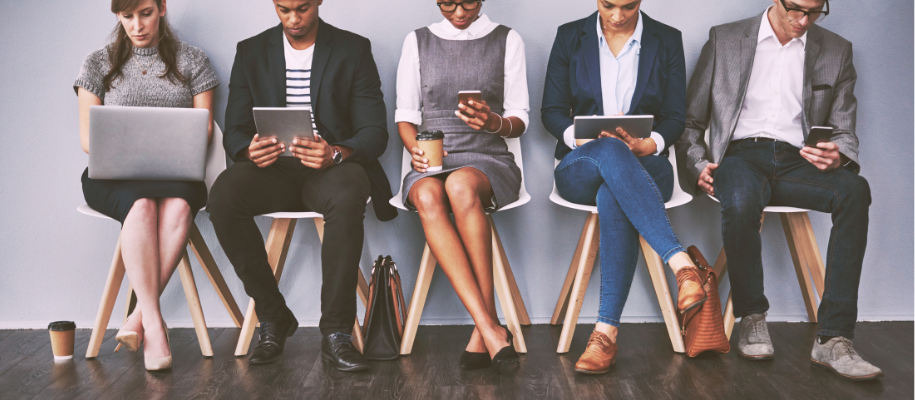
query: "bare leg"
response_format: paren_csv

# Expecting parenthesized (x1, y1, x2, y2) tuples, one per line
(119, 199, 169, 358)
(667, 252, 695, 273)
(594, 322, 619, 343)
(409, 177, 508, 358)
(155, 198, 193, 291)
(444, 169, 498, 354)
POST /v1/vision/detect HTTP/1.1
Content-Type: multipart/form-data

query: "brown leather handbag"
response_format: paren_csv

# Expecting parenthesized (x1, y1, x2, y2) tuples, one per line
(361, 256, 407, 360)
(679, 246, 730, 357)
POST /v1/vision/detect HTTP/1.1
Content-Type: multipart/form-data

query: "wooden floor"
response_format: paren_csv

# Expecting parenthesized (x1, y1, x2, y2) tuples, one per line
(0, 322, 910, 399)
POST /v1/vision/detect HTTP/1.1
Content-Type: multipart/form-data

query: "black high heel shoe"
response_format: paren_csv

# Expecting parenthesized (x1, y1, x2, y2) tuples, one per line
(490, 328, 520, 374)
(460, 351, 491, 370)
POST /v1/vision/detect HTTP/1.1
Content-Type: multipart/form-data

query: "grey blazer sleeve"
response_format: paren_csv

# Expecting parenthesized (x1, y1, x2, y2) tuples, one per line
(676, 27, 716, 192)
(826, 42, 859, 171)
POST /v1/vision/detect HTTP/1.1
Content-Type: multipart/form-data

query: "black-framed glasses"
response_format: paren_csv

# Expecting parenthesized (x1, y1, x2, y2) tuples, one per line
(437, 0, 482, 13)
(780, 0, 829, 23)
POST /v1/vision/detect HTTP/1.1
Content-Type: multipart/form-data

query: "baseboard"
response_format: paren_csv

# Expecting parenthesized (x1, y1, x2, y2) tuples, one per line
(2, 314, 912, 330)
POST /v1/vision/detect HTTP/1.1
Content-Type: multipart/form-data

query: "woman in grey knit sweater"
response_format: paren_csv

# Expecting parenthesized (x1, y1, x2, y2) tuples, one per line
(74, 0, 218, 371)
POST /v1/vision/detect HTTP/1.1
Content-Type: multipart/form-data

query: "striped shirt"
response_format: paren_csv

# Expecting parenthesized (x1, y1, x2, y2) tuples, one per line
(283, 35, 318, 136)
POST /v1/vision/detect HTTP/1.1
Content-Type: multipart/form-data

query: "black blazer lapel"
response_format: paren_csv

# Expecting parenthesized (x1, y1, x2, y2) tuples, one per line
(802, 27, 822, 135)
(268, 25, 286, 107)
(581, 12, 603, 113)
(310, 19, 334, 124)
(629, 12, 658, 113)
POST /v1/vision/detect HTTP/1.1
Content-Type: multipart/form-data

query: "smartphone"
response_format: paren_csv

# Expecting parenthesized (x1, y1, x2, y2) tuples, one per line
(805, 126, 834, 147)
(458, 90, 482, 107)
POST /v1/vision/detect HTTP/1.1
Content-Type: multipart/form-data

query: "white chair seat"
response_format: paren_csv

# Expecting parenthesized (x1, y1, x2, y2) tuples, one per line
(705, 194, 810, 213)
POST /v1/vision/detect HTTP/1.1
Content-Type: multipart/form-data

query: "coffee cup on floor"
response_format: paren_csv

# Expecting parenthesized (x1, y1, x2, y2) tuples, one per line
(48, 321, 76, 361)
(416, 130, 445, 172)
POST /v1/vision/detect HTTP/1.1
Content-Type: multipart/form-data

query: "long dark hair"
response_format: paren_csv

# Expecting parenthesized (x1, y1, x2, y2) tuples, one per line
(102, 0, 187, 92)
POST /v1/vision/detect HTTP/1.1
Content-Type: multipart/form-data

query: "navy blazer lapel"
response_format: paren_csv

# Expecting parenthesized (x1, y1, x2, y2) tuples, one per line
(310, 19, 334, 118)
(802, 27, 822, 134)
(582, 12, 603, 113)
(629, 12, 658, 113)
(268, 25, 286, 107)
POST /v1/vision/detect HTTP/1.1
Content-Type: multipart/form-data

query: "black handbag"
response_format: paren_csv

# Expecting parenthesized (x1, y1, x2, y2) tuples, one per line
(361, 256, 407, 360)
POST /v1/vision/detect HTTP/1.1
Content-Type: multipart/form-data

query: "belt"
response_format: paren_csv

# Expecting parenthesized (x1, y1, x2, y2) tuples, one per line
(734, 137, 779, 143)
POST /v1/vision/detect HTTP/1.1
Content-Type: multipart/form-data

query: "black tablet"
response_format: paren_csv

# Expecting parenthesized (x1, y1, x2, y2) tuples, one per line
(573, 115, 654, 139)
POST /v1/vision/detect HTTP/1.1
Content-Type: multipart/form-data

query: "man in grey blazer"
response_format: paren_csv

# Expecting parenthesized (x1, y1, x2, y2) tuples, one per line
(677, 0, 881, 380)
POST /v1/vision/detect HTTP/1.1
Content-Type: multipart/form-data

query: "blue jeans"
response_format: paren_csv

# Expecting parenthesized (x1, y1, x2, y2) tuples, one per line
(555, 138, 685, 327)
(714, 140, 871, 339)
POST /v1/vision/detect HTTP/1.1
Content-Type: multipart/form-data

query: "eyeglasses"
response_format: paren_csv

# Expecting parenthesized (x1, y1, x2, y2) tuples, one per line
(437, 1, 482, 13)
(780, 0, 829, 23)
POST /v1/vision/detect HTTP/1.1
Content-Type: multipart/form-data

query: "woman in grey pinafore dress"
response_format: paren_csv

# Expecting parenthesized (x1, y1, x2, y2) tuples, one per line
(394, 1, 529, 373)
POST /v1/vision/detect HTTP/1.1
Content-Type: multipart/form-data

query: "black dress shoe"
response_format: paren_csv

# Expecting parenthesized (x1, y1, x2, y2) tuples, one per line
(248, 312, 298, 365)
(321, 333, 369, 372)
(491, 328, 520, 375)
(460, 351, 491, 370)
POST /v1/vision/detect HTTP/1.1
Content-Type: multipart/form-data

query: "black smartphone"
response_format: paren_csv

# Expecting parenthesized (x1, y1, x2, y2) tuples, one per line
(805, 126, 834, 147)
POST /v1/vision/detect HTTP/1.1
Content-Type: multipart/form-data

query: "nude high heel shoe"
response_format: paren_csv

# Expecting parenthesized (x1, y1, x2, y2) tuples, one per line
(115, 312, 142, 352)
(145, 320, 172, 371)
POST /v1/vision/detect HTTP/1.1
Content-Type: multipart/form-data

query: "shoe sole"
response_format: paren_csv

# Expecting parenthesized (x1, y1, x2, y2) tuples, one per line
(678, 296, 708, 315)
(737, 350, 774, 361)
(574, 360, 615, 375)
(321, 353, 370, 372)
(810, 359, 883, 381)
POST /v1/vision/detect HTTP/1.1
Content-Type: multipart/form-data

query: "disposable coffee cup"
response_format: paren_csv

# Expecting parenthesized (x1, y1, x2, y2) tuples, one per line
(48, 321, 76, 361)
(416, 130, 445, 172)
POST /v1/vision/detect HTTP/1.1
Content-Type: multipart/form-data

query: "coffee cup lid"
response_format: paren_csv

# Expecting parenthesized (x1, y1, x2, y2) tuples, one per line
(416, 130, 444, 140)
(48, 321, 76, 331)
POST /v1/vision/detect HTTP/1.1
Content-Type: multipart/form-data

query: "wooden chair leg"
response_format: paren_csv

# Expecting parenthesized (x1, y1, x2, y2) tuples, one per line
(400, 243, 436, 355)
(177, 249, 213, 356)
(551, 214, 594, 325)
(490, 220, 527, 353)
(235, 218, 297, 356)
(123, 285, 135, 322)
(87, 237, 126, 358)
(352, 317, 364, 353)
(556, 213, 600, 354)
(781, 213, 820, 322)
(640, 236, 685, 353)
(188, 222, 244, 328)
(489, 217, 530, 326)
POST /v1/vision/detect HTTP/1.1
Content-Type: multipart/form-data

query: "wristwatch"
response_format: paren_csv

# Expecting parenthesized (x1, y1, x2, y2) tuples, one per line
(331, 146, 343, 165)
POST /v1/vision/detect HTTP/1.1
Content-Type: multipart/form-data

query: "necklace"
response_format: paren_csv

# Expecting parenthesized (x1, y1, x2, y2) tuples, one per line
(134, 55, 159, 75)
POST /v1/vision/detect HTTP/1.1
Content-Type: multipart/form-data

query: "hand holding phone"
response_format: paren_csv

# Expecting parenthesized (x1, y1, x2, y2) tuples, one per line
(458, 90, 482, 112)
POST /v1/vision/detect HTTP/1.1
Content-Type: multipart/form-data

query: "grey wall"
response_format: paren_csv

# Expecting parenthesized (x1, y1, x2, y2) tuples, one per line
(1, 0, 912, 329)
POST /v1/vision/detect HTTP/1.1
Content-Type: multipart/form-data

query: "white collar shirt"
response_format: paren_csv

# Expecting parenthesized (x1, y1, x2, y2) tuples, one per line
(732, 6, 807, 148)
(394, 14, 530, 132)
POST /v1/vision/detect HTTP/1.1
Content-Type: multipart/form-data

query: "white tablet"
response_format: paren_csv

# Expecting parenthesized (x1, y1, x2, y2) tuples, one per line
(573, 115, 654, 139)
(253, 107, 316, 157)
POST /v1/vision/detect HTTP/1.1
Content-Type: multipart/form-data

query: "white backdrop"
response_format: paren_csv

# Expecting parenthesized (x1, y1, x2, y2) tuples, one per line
(0, 0, 911, 329)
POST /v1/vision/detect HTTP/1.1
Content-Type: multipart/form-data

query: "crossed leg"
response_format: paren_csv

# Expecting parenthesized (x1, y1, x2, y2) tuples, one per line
(409, 168, 508, 357)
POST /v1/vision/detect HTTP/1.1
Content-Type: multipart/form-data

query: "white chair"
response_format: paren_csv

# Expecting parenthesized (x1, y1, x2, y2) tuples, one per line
(705, 196, 826, 339)
(232, 209, 371, 356)
(82, 124, 244, 358)
(549, 149, 693, 354)
(391, 138, 532, 354)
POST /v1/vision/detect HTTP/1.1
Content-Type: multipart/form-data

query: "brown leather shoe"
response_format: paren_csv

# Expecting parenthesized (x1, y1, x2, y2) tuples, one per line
(676, 266, 707, 316)
(574, 331, 617, 374)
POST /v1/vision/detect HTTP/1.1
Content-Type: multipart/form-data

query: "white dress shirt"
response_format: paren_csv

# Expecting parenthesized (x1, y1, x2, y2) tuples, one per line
(395, 14, 530, 132)
(732, 6, 806, 148)
(563, 13, 665, 155)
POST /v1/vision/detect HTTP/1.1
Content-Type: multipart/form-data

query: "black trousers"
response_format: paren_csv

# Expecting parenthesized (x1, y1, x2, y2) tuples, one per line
(207, 158, 370, 335)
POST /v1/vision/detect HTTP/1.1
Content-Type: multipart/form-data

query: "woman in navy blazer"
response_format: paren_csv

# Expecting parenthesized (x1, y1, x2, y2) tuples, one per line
(542, 1, 704, 374)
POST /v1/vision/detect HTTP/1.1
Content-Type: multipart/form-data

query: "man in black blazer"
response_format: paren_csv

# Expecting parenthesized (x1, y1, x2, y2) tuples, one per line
(207, 0, 396, 370)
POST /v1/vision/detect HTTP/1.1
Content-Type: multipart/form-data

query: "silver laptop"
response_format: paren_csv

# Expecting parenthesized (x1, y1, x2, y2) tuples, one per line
(88, 106, 209, 180)
(253, 107, 316, 157)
